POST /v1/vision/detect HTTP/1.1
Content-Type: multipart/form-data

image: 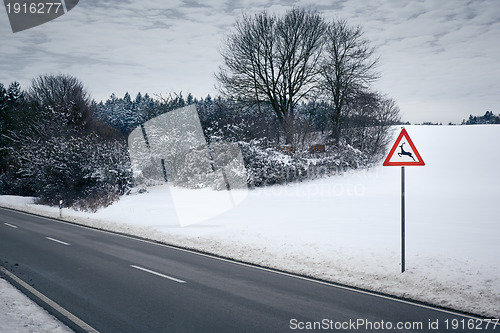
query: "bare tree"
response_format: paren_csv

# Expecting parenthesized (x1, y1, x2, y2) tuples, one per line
(342, 92, 400, 159)
(370, 96, 400, 155)
(28, 74, 92, 132)
(217, 9, 327, 145)
(320, 19, 379, 142)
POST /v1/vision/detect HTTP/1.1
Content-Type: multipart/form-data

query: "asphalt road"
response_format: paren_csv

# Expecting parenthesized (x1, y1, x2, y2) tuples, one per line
(0, 207, 497, 333)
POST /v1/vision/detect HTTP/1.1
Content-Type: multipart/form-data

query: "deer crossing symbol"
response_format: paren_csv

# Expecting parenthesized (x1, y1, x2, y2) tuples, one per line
(398, 142, 415, 161)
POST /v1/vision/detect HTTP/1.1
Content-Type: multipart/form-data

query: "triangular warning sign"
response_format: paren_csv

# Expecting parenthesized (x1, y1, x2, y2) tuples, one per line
(383, 128, 425, 166)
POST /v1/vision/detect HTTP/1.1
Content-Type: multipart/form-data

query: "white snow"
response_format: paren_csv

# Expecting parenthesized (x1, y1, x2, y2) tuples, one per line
(0, 278, 73, 333)
(1, 125, 499, 319)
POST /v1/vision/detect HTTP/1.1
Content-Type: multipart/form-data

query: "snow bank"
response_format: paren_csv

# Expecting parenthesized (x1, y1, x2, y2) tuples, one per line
(1, 125, 499, 318)
(0, 278, 72, 333)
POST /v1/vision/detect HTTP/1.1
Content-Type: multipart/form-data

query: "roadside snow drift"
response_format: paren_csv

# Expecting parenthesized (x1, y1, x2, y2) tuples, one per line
(0, 278, 72, 333)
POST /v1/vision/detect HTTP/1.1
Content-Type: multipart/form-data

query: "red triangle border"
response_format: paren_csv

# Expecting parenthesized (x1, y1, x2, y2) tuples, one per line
(383, 128, 425, 166)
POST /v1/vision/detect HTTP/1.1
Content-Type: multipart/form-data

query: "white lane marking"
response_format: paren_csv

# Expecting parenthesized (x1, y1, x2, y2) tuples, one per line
(0, 207, 489, 321)
(130, 265, 186, 284)
(46, 237, 70, 246)
(0, 266, 99, 333)
(4, 223, 18, 229)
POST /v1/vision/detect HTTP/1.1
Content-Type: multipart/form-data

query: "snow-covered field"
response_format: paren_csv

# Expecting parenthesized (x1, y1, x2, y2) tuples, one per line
(1, 125, 499, 318)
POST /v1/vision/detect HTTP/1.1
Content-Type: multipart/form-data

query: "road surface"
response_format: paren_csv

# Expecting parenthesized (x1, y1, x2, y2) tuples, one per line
(0, 207, 497, 332)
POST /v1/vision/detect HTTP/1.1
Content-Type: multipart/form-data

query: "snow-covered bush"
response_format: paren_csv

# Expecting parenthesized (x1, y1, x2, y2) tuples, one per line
(164, 143, 248, 191)
(238, 139, 371, 187)
(13, 134, 132, 211)
(173, 146, 218, 189)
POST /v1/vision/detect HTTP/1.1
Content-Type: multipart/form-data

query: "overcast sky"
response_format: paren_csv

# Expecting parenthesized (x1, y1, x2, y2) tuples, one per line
(1, 0, 499, 123)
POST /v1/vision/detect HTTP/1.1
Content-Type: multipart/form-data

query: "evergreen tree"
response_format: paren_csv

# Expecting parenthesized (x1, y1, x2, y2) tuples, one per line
(0, 83, 9, 177)
(123, 92, 132, 109)
(0, 81, 30, 194)
(0, 83, 8, 124)
(135, 92, 142, 104)
(0, 83, 7, 107)
(186, 93, 194, 105)
(7, 81, 23, 104)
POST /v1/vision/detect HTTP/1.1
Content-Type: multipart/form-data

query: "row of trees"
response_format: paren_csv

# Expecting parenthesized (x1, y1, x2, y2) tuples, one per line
(95, 89, 398, 156)
(0, 76, 131, 210)
(1, 75, 393, 210)
(462, 111, 500, 125)
(91, 88, 397, 187)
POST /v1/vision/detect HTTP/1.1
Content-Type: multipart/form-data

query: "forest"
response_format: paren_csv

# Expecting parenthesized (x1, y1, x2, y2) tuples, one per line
(0, 9, 405, 211)
(0, 75, 402, 211)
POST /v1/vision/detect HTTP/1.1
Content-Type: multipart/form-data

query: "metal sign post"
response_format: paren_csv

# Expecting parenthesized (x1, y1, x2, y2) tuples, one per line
(383, 128, 424, 273)
(401, 166, 405, 273)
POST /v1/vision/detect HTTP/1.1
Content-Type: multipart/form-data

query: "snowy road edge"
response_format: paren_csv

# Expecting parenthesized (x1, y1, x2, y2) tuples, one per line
(0, 266, 99, 333)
